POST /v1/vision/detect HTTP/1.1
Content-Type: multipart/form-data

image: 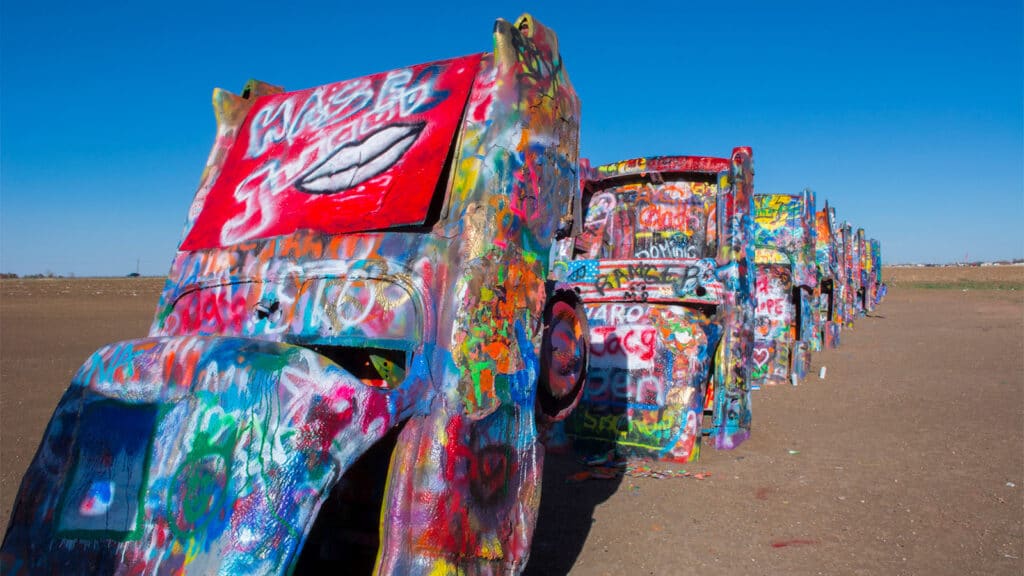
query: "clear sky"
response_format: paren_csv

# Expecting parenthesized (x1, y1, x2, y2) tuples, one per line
(2, 0, 1021, 276)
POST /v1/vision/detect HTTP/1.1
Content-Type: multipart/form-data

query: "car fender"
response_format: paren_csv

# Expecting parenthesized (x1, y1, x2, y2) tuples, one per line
(1, 335, 428, 574)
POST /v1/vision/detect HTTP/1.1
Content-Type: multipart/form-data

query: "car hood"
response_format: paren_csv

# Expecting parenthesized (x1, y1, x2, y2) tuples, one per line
(1, 335, 428, 574)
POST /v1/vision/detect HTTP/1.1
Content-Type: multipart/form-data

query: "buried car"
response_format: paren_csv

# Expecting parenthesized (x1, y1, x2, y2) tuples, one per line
(555, 150, 757, 462)
(842, 222, 861, 325)
(2, 14, 589, 575)
(859, 231, 884, 313)
(750, 189, 817, 387)
(813, 202, 843, 350)
(867, 238, 886, 308)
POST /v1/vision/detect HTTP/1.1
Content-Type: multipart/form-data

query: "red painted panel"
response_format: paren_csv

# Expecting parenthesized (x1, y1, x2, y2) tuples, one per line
(182, 54, 483, 250)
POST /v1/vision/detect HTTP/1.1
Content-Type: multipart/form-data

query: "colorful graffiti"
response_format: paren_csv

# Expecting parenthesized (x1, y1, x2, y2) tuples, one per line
(564, 258, 723, 304)
(847, 224, 862, 322)
(750, 190, 816, 387)
(181, 55, 482, 250)
(829, 219, 887, 330)
(838, 222, 854, 327)
(707, 148, 756, 449)
(868, 238, 885, 308)
(752, 265, 794, 385)
(4, 337, 417, 573)
(813, 203, 842, 350)
(573, 177, 721, 262)
(1, 10, 894, 570)
(559, 150, 754, 461)
(568, 303, 718, 462)
(857, 229, 883, 314)
(753, 190, 817, 289)
(2, 14, 586, 575)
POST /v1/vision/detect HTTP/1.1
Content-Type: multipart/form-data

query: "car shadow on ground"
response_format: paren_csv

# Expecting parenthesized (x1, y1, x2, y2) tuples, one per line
(523, 451, 622, 576)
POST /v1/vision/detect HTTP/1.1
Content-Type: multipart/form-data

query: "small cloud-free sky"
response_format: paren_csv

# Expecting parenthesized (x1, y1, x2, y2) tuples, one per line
(1, 0, 1021, 276)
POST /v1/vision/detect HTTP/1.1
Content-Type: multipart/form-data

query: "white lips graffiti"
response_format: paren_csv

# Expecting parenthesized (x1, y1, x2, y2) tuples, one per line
(295, 123, 425, 194)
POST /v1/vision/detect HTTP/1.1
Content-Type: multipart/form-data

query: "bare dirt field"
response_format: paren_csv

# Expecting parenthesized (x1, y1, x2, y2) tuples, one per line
(885, 264, 1024, 289)
(2, 268, 1022, 574)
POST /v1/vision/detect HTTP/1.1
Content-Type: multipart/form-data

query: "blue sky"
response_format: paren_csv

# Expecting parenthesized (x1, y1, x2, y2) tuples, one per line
(2, 0, 1021, 275)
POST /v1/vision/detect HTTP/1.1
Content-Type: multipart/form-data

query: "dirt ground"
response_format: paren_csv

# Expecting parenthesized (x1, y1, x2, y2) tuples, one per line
(1, 269, 1022, 574)
(885, 264, 1024, 287)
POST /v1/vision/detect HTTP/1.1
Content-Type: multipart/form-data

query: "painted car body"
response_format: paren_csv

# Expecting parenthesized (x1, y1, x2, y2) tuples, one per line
(868, 238, 885, 308)
(857, 229, 880, 313)
(554, 150, 756, 462)
(814, 203, 842, 350)
(750, 189, 817, 387)
(838, 222, 857, 327)
(2, 14, 587, 575)
(847, 224, 864, 320)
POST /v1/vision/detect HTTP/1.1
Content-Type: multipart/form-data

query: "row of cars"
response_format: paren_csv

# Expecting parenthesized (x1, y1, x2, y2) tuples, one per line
(749, 188, 885, 388)
(554, 157, 885, 466)
(1, 14, 882, 575)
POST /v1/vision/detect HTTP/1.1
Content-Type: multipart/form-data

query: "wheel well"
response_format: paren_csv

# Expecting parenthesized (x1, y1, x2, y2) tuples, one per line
(292, 422, 406, 575)
(536, 287, 588, 421)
